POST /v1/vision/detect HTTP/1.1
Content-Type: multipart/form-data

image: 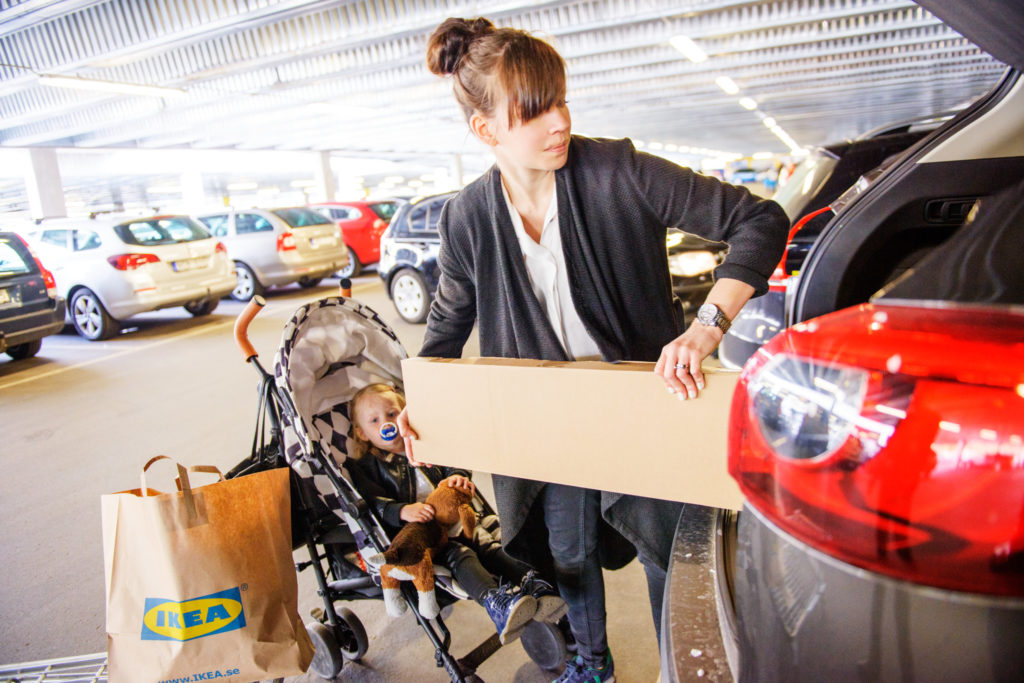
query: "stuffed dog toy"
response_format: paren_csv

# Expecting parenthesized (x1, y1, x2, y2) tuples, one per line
(367, 482, 477, 619)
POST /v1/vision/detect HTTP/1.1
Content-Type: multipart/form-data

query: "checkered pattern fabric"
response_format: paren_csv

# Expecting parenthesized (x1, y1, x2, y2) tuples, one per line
(273, 297, 407, 566)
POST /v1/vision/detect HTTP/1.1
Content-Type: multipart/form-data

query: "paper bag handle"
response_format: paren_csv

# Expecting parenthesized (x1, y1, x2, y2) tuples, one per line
(140, 455, 197, 518)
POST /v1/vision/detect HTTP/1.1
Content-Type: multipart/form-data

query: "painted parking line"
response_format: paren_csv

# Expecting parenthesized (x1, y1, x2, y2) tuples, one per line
(0, 291, 359, 391)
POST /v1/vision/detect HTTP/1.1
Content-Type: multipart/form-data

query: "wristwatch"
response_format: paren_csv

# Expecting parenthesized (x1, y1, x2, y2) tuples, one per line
(696, 302, 732, 333)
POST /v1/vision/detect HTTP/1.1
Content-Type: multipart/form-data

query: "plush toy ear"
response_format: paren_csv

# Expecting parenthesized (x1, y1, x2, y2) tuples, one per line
(458, 503, 476, 539)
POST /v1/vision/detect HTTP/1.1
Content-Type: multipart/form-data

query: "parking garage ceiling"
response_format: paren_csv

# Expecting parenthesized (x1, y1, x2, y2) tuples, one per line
(0, 0, 1011, 160)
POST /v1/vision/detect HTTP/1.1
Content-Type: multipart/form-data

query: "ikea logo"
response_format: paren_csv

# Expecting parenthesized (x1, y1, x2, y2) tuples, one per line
(141, 587, 246, 641)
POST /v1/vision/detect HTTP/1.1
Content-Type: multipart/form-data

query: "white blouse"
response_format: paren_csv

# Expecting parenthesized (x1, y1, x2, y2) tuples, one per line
(500, 182, 602, 361)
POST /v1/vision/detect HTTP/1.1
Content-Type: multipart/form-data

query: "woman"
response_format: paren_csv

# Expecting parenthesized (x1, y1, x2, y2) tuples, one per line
(399, 16, 788, 682)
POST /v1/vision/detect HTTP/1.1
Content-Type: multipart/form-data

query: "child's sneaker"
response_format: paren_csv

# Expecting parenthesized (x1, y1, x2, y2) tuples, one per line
(482, 586, 537, 644)
(553, 652, 615, 683)
(519, 569, 568, 623)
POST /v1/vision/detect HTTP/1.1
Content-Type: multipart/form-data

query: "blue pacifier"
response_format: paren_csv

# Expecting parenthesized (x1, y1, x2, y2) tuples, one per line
(380, 422, 399, 442)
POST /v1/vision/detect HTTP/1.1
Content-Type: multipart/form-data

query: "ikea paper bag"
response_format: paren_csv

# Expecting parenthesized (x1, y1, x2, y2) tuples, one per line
(101, 456, 313, 683)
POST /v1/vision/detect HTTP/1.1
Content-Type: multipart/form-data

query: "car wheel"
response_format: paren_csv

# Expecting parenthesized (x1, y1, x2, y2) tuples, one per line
(297, 276, 322, 288)
(231, 262, 265, 301)
(390, 269, 431, 324)
(6, 339, 42, 360)
(184, 297, 218, 316)
(71, 288, 118, 341)
(336, 247, 362, 278)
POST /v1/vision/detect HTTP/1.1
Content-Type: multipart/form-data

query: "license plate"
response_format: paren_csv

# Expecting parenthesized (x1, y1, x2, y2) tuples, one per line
(0, 287, 19, 307)
(309, 236, 336, 249)
(172, 259, 200, 272)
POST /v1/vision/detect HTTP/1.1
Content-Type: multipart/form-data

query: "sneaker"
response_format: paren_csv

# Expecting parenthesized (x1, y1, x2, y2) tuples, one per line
(482, 585, 537, 644)
(553, 652, 615, 683)
(520, 569, 568, 623)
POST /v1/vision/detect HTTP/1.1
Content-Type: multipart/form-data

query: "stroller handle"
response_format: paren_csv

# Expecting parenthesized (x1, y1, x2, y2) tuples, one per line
(234, 295, 266, 362)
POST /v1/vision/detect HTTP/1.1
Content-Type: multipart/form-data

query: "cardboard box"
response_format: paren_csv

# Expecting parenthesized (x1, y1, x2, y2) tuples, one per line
(401, 357, 744, 510)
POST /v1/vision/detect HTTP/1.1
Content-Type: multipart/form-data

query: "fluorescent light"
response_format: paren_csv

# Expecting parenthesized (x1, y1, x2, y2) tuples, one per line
(715, 76, 740, 95)
(762, 116, 777, 128)
(38, 73, 186, 99)
(669, 36, 708, 63)
(738, 97, 758, 110)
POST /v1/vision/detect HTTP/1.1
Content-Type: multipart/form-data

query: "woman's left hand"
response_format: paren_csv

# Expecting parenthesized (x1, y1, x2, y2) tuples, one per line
(446, 475, 476, 495)
(654, 322, 723, 399)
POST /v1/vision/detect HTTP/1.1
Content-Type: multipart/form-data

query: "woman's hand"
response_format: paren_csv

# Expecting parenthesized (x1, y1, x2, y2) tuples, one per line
(397, 406, 431, 467)
(400, 502, 435, 523)
(654, 322, 722, 399)
(445, 475, 476, 496)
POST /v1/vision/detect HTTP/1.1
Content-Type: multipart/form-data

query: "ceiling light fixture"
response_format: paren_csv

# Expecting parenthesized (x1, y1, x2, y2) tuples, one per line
(37, 73, 186, 99)
(738, 97, 758, 110)
(715, 76, 740, 95)
(669, 36, 708, 63)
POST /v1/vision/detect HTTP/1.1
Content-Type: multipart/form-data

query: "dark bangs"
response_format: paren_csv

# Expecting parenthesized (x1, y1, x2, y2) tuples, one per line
(496, 33, 566, 124)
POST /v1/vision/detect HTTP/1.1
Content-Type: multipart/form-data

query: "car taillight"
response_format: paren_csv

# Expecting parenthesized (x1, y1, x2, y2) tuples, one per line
(215, 241, 227, 254)
(107, 253, 160, 270)
(15, 234, 59, 297)
(729, 303, 1024, 596)
(277, 231, 297, 251)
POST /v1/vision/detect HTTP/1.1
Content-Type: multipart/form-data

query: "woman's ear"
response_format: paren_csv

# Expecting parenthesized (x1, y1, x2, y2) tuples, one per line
(470, 112, 497, 147)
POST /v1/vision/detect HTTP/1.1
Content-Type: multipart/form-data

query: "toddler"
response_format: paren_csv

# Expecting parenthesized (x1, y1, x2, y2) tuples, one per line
(348, 383, 565, 643)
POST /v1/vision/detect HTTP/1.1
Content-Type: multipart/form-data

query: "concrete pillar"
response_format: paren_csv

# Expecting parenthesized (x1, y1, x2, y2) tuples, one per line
(316, 150, 336, 202)
(451, 153, 464, 189)
(25, 148, 66, 219)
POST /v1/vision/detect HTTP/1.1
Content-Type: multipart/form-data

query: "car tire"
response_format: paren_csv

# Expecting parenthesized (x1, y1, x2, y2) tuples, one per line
(336, 247, 362, 278)
(70, 288, 118, 341)
(390, 268, 431, 324)
(231, 262, 265, 301)
(297, 276, 322, 288)
(184, 297, 219, 316)
(6, 339, 42, 360)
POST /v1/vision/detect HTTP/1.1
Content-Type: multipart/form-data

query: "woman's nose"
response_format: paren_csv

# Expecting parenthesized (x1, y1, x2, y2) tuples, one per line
(546, 106, 570, 131)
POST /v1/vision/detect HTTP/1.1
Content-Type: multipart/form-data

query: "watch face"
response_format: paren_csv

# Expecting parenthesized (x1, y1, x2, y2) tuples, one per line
(698, 304, 715, 324)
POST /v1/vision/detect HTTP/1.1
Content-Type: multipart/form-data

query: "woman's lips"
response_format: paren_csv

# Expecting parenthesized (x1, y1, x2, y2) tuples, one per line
(547, 141, 568, 153)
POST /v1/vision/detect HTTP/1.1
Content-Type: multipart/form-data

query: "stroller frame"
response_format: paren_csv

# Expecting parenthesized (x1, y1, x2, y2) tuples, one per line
(229, 292, 564, 682)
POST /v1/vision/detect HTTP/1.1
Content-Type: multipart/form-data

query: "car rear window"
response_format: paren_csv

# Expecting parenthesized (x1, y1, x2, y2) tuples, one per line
(369, 202, 398, 221)
(0, 236, 33, 278)
(272, 208, 333, 228)
(115, 217, 211, 245)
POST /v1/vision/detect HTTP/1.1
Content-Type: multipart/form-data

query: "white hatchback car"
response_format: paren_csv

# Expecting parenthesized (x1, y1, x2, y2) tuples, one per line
(26, 214, 236, 340)
(195, 207, 348, 301)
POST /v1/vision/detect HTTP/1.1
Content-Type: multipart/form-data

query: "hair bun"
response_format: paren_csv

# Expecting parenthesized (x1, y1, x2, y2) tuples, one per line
(426, 17, 495, 76)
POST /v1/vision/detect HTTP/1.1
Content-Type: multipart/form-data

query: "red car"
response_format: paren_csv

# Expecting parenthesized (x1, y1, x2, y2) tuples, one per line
(309, 200, 400, 278)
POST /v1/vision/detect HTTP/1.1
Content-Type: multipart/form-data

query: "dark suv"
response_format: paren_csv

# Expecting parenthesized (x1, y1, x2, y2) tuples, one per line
(0, 232, 66, 361)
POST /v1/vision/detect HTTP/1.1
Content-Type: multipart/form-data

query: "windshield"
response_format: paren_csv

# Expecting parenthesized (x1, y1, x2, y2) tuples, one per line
(772, 152, 839, 221)
(273, 207, 334, 228)
(369, 201, 399, 221)
(0, 236, 33, 278)
(114, 216, 211, 246)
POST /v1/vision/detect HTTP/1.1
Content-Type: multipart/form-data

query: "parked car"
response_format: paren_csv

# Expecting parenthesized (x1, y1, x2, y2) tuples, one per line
(378, 193, 446, 324)
(379, 193, 728, 325)
(719, 114, 953, 369)
(0, 231, 66, 359)
(195, 207, 348, 301)
(665, 1, 1024, 678)
(26, 215, 235, 341)
(308, 200, 400, 278)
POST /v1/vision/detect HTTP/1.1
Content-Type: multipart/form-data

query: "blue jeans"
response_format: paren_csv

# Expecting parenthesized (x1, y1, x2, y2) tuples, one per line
(538, 483, 607, 665)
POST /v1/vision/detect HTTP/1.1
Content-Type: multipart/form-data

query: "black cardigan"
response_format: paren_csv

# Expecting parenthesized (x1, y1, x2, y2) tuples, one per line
(420, 135, 788, 569)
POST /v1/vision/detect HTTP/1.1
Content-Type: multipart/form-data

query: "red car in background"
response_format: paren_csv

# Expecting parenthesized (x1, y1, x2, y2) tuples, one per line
(309, 200, 400, 278)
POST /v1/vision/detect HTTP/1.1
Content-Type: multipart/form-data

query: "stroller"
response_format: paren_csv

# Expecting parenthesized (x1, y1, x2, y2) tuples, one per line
(227, 287, 571, 681)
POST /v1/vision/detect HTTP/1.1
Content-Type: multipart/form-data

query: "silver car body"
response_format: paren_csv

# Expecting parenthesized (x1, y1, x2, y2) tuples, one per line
(26, 215, 235, 321)
(195, 207, 348, 289)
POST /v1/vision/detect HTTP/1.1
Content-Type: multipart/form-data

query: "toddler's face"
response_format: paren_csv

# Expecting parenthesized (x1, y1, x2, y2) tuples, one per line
(353, 390, 405, 454)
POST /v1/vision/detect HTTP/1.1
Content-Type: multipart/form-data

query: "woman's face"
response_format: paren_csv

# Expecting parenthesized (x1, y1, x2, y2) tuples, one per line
(481, 97, 572, 173)
(353, 390, 405, 454)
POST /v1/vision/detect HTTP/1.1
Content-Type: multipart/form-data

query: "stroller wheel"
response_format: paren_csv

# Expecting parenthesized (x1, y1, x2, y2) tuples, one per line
(306, 621, 345, 679)
(334, 606, 369, 662)
(520, 619, 570, 672)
